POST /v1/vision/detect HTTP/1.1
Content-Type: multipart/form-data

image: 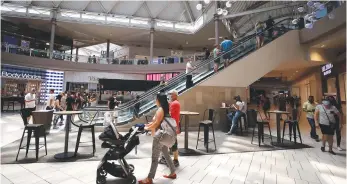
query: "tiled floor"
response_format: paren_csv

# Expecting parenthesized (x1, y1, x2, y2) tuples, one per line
(1, 111, 346, 184)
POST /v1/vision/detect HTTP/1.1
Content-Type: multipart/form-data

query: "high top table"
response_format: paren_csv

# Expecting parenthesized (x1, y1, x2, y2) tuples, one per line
(268, 110, 290, 146)
(178, 111, 199, 156)
(53, 111, 83, 160)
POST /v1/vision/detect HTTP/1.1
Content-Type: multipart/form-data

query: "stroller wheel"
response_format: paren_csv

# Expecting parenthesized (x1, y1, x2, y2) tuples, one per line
(127, 175, 137, 184)
(96, 175, 106, 184)
(128, 164, 135, 172)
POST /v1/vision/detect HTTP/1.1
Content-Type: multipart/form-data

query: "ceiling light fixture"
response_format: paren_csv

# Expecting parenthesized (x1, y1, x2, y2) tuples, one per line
(321, 45, 325, 48)
(296, 71, 298, 72)
(293, 1, 330, 29)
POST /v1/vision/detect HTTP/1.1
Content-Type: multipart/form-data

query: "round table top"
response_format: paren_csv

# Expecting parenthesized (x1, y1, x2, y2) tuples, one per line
(220, 106, 233, 109)
(180, 111, 199, 115)
(33, 110, 53, 112)
(53, 111, 83, 115)
(268, 110, 290, 114)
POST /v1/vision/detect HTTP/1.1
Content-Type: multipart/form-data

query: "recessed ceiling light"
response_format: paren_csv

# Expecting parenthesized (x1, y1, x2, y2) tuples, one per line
(296, 71, 298, 72)
(321, 45, 325, 48)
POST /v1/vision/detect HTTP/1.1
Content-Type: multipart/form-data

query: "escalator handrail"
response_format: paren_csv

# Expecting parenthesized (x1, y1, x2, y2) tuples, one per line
(118, 18, 293, 110)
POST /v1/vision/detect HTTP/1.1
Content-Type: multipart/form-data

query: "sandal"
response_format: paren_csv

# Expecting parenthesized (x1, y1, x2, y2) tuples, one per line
(163, 173, 177, 179)
(138, 178, 153, 184)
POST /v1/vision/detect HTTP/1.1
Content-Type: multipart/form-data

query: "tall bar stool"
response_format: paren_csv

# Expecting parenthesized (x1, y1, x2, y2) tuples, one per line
(196, 109, 217, 152)
(74, 121, 96, 156)
(16, 109, 47, 161)
(250, 109, 273, 146)
(237, 113, 247, 135)
(282, 109, 302, 144)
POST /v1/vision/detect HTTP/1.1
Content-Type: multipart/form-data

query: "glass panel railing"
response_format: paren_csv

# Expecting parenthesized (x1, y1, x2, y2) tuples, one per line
(1, 42, 205, 66)
(115, 18, 294, 123)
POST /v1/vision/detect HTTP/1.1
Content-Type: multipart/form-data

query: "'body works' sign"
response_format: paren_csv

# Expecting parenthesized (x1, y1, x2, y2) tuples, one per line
(1, 71, 42, 80)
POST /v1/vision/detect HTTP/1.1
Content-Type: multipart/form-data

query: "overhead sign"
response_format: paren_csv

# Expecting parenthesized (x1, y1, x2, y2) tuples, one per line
(88, 76, 99, 83)
(321, 63, 333, 76)
(1, 71, 42, 80)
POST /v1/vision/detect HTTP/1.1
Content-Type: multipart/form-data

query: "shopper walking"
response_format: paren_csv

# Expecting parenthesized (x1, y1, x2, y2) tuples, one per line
(213, 44, 221, 72)
(265, 16, 275, 40)
(255, 21, 264, 49)
(45, 89, 55, 110)
(326, 96, 344, 151)
(53, 94, 64, 128)
(139, 93, 177, 184)
(303, 96, 319, 141)
(24, 88, 37, 123)
(159, 90, 181, 167)
(314, 97, 341, 155)
(220, 37, 233, 67)
(185, 59, 194, 89)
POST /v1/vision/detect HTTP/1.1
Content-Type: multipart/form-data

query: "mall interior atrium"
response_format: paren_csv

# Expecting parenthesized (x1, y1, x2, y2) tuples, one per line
(0, 1, 346, 184)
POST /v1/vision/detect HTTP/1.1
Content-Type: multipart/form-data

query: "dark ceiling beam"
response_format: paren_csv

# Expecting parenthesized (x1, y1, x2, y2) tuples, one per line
(82, 1, 91, 11)
(143, 2, 153, 18)
(154, 1, 171, 18)
(52, 1, 63, 9)
(132, 1, 145, 16)
(97, 0, 107, 14)
(228, 1, 270, 35)
(183, 1, 195, 23)
(107, 1, 119, 14)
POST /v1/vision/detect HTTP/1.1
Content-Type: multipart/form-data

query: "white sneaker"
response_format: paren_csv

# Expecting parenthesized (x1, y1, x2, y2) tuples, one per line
(337, 147, 343, 151)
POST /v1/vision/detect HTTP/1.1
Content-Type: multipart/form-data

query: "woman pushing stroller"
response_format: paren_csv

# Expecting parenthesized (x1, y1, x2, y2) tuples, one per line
(139, 92, 177, 184)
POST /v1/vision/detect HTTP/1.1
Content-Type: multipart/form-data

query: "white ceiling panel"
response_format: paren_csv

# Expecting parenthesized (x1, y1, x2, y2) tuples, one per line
(31, 1, 54, 8)
(146, 1, 168, 18)
(156, 1, 184, 22)
(59, 1, 89, 11)
(85, 1, 104, 13)
(187, 1, 200, 20)
(111, 1, 143, 16)
(133, 5, 151, 19)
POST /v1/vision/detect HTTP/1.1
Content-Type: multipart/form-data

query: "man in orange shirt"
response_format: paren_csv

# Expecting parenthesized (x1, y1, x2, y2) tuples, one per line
(159, 90, 181, 167)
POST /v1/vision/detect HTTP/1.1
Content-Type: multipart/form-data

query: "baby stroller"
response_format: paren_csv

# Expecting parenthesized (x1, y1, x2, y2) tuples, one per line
(96, 122, 145, 184)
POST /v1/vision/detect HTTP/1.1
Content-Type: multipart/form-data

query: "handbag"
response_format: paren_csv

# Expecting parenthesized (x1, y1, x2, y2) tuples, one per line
(322, 106, 336, 129)
(155, 117, 177, 148)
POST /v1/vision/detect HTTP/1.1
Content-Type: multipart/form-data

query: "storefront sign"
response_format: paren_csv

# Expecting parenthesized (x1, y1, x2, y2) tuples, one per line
(322, 63, 333, 76)
(1, 71, 41, 80)
(88, 76, 99, 83)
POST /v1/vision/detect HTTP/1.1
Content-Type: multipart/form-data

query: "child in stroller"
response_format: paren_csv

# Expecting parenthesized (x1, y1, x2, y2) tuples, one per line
(97, 122, 145, 184)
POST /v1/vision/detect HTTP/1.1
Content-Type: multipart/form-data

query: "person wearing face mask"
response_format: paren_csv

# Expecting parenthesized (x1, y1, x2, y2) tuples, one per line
(303, 96, 319, 141)
(314, 97, 341, 155)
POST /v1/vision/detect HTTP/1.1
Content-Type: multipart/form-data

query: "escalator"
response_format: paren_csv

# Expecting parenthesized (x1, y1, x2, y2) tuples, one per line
(87, 19, 293, 125)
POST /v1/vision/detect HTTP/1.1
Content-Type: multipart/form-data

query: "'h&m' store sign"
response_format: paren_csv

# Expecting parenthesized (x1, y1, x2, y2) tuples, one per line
(1, 71, 42, 80)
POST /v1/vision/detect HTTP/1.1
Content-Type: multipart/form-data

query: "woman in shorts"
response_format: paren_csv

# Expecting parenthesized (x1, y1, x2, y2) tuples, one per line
(255, 21, 264, 49)
(314, 97, 341, 155)
(213, 44, 221, 72)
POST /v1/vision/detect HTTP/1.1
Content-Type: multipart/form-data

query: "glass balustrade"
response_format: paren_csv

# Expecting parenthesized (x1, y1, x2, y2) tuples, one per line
(1, 43, 205, 66)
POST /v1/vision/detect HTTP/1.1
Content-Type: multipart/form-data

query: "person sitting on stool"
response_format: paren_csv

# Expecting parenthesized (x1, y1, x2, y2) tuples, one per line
(226, 96, 245, 135)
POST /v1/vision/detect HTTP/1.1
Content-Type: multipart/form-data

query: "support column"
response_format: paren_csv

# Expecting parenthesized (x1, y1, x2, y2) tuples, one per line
(106, 39, 110, 64)
(214, 14, 219, 45)
(149, 19, 155, 64)
(106, 39, 110, 58)
(70, 44, 73, 61)
(49, 10, 57, 59)
(75, 47, 79, 62)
